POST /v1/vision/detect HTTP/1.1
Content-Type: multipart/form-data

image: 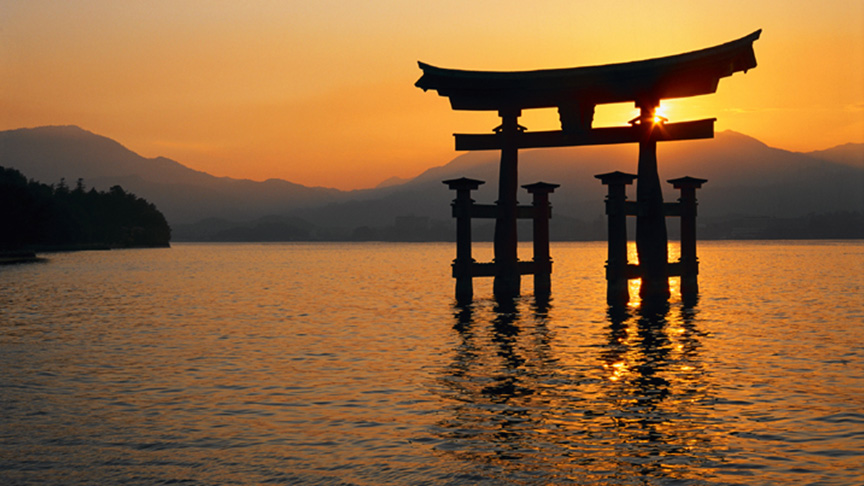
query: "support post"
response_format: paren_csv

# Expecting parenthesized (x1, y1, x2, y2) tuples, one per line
(493, 109, 523, 298)
(596, 171, 638, 306)
(523, 182, 559, 297)
(444, 177, 485, 303)
(635, 100, 670, 303)
(668, 176, 707, 305)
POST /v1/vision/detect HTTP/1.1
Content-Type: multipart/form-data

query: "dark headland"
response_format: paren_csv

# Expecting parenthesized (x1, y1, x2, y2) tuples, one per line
(1, 165, 171, 263)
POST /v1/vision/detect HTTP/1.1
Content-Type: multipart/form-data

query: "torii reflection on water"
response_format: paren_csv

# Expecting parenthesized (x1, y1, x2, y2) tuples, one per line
(433, 296, 720, 484)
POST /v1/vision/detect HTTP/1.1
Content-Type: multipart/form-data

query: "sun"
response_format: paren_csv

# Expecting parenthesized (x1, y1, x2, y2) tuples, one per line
(627, 104, 671, 126)
(651, 105, 669, 125)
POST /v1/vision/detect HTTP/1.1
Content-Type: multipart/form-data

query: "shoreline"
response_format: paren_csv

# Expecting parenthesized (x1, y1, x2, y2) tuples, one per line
(1, 243, 171, 265)
(0, 250, 44, 265)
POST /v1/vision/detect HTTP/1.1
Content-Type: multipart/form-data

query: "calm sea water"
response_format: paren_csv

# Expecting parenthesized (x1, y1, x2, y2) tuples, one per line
(1, 241, 862, 485)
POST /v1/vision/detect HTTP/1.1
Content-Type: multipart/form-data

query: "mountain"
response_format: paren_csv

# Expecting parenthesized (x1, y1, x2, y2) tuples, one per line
(805, 143, 864, 168)
(0, 126, 345, 224)
(1, 125, 862, 240)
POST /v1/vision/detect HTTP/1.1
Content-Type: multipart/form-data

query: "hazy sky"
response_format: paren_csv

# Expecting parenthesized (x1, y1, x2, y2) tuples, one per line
(2, 1, 862, 189)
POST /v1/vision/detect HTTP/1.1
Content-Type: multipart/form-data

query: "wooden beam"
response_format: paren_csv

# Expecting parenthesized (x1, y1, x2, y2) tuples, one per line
(622, 201, 684, 217)
(623, 261, 686, 280)
(455, 119, 715, 151)
(455, 204, 548, 219)
(416, 31, 760, 111)
(456, 260, 543, 278)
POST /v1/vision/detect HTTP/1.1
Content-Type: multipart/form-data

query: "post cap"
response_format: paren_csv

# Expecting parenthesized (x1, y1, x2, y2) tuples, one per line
(667, 176, 708, 189)
(595, 171, 637, 185)
(443, 177, 485, 190)
(522, 181, 560, 194)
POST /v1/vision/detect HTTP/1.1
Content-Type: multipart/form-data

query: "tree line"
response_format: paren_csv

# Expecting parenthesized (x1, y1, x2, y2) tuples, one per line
(1, 166, 171, 250)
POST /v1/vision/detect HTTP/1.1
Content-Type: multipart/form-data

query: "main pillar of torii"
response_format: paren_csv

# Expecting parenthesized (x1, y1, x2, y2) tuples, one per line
(417, 30, 760, 301)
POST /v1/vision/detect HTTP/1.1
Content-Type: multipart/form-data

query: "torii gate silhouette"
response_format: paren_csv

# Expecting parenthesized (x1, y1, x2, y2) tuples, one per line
(417, 30, 760, 305)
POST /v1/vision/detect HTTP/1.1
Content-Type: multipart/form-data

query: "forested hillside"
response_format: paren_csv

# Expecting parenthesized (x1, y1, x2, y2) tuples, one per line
(1, 166, 171, 250)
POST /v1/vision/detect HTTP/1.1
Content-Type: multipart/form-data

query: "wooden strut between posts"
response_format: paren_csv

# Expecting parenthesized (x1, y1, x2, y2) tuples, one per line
(454, 203, 551, 219)
(454, 261, 542, 279)
(624, 262, 685, 280)
(622, 201, 687, 217)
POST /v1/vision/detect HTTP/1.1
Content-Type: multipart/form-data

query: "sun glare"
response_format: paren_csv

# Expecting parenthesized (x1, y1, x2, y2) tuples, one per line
(625, 104, 670, 127)
(651, 105, 669, 125)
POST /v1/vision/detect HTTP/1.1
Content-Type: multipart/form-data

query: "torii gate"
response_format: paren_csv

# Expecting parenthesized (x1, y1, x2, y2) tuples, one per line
(417, 30, 760, 303)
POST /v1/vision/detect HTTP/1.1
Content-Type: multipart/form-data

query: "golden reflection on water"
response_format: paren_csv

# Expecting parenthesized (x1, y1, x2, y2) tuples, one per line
(433, 294, 719, 484)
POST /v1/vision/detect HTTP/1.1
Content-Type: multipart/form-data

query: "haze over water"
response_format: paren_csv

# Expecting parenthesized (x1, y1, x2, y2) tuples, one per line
(1, 241, 862, 485)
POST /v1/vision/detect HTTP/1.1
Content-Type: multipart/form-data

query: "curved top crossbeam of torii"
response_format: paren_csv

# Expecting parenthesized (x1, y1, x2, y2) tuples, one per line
(416, 30, 760, 113)
(416, 30, 760, 150)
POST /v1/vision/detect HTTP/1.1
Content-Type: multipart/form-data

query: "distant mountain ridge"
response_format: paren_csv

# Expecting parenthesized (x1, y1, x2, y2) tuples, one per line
(0, 126, 214, 184)
(0, 126, 345, 224)
(1, 125, 862, 240)
(804, 143, 864, 168)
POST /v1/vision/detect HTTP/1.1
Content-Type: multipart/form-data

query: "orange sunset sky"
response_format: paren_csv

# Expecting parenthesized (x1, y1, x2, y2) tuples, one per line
(2, 1, 862, 190)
